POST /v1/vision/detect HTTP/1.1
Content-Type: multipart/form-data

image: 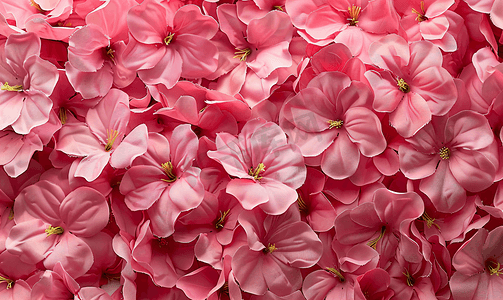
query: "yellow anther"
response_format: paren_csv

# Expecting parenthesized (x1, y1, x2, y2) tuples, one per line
(367, 226, 386, 249)
(412, 1, 428, 22)
(1, 82, 23, 92)
(397, 78, 410, 93)
(8, 207, 14, 221)
(234, 48, 252, 61)
(421, 212, 441, 230)
(220, 282, 229, 295)
(0, 276, 13, 289)
(348, 5, 361, 26)
(487, 260, 503, 276)
(297, 193, 308, 214)
(263, 243, 277, 254)
(59, 107, 67, 125)
(106, 47, 116, 64)
(105, 129, 120, 152)
(214, 209, 230, 229)
(45, 226, 64, 237)
(326, 267, 345, 282)
(164, 32, 175, 45)
(161, 161, 177, 183)
(30, 0, 44, 12)
(249, 163, 266, 180)
(273, 5, 284, 11)
(403, 269, 415, 286)
(439, 147, 450, 160)
(328, 119, 344, 129)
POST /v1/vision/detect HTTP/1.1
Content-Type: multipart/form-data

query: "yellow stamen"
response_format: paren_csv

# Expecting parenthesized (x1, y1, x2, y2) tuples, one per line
(164, 33, 175, 45)
(160, 161, 177, 182)
(249, 163, 265, 180)
(403, 269, 415, 286)
(30, 0, 44, 12)
(1, 82, 23, 92)
(439, 147, 450, 160)
(263, 243, 277, 254)
(0, 276, 13, 289)
(326, 267, 345, 282)
(348, 5, 361, 26)
(59, 107, 67, 125)
(234, 48, 252, 61)
(397, 78, 410, 93)
(421, 212, 441, 230)
(297, 193, 308, 214)
(487, 260, 503, 276)
(214, 209, 231, 229)
(367, 226, 386, 249)
(273, 5, 284, 11)
(106, 47, 116, 64)
(105, 129, 120, 152)
(45, 226, 64, 237)
(328, 119, 344, 129)
(8, 207, 14, 220)
(220, 282, 229, 295)
(412, 1, 428, 22)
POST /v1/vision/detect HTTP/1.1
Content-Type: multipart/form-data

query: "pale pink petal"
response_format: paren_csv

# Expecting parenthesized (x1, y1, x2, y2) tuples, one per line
(217, 4, 248, 48)
(5, 32, 40, 77)
(174, 34, 218, 78)
(344, 107, 386, 157)
(305, 6, 346, 40)
(59, 187, 108, 237)
(174, 4, 218, 38)
(24, 55, 58, 96)
(120, 166, 167, 211)
(410, 67, 456, 116)
(365, 71, 404, 113)
(445, 111, 494, 150)
(389, 93, 431, 138)
(0, 92, 23, 131)
(227, 179, 268, 210)
(3, 133, 43, 178)
(419, 16, 449, 40)
(121, 38, 166, 70)
(56, 123, 103, 157)
(78, 287, 114, 300)
(68, 25, 108, 72)
(137, 47, 182, 88)
(232, 247, 267, 295)
(208, 133, 249, 178)
(110, 124, 148, 169)
(176, 266, 219, 300)
(65, 61, 113, 99)
(399, 144, 438, 179)
(74, 152, 111, 182)
(368, 34, 409, 76)
(302, 270, 338, 300)
(258, 179, 298, 215)
(126, 0, 166, 44)
(262, 255, 303, 296)
(306, 70, 351, 105)
(247, 41, 292, 78)
(168, 167, 204, 212)
(194, 235, 223, 269)
(247, 10, 294, 48)
(170, 124, 199, 172)
(261, 144, 306, 188)
(43, 233, 93, 278)
(14, 180, 64, 224)
(449, 149, 496, 193)
(358, 0, 400, 34)
(10, 91, 52, 135)
(491, 0, 503, 29)
(408, 41, 443, 77)
(321, 133, 360, 180)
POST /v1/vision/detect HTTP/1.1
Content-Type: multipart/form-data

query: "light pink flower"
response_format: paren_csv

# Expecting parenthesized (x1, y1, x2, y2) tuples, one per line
(208, 118, 306, 215)
(0, 32, 58, 134)
(119, 124, 204, 237)
(365, 34, 457, 137)
(462, 0, 503, 30)
(233, 207, 322, 295)
(122, 1, 219, 88)
(280, 71, 386, 180)
(399, 111, 497, 213)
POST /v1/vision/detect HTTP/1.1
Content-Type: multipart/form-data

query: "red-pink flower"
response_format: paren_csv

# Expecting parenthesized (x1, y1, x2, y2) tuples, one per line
(365, 34, 457, 137)
(208, 118, 306, 215)
(0, 32, 58, 134)
(122, 0, 219, 88)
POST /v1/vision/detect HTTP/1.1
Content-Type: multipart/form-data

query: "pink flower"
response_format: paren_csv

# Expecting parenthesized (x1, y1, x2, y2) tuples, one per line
(233, 207, 322, 295)
(399, 111, 497, 213)
(365, 34, 457, 137)
(280, 71, 386, 180)
(122, 1, 219, 88)
(208, 118, 306, 215)
(119, 124, 204, 237)
(0, 32, 58, 134)
(451, 226, 503, 300)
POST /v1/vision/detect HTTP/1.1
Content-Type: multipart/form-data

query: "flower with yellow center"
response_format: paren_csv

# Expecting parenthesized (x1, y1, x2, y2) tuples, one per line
(367, 226, 386, 249)
(263, 243, 277, 254)
(397, 78, 410, 93)
(412, 1, 428, 22)
(164, 32, 175, 45)
(45, 225, 64, 237)
(161, 161, 177, 183)
(1, 82, 23, 92)
(105, 129, 120, 152)
(0, 276, 13, 289)
(249, 163, 266, 180)
(328, 119, 344, 129)
(348, 5, 361, 26)
(439, 147, 450, 160)
(214, 209, 231, 229)
(234, 48, 252, 61)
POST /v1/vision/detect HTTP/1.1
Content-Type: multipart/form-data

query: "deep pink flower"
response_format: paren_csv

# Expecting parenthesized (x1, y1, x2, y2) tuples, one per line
(208, 118, 306, 215)
(0, 32, 58, 134)
(233, 207, 322, 295)
(119, 124, 204, 237)
(365, 34, 457, 137)
(399, 111, 497, 213)
(122, 0, 219, 88)
(280, 71, 386, 180)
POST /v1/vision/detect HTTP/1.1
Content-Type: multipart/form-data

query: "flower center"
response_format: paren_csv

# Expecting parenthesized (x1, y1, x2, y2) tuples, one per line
(397, 78, 410, 93)
(263, 243, 277, 254)
(1, 82, 23, 92)
(156, 236, 169, 248)
(161, 161, 177, 183)
(59, 107, 68, 125)
(412, 1, 428, 22)
(249, 163, 266, 180)
(45, 226, 64, 237)
(367, 226, 386, 249)
(439, 147, 450, 160)
(214, 209, 230, 230)
(403, 269, 415, 286)
(0, 276, 13, 289)
(164, 32, 175, 45)
(105, 46, 116, 64)
(105, 129, 120, 152)
(421, 212, 440, 229)
(297, 192, 309, 215)
(219, 283, 229, 296)
(30, 0, 44, 12)
(328, 119, 344, 129)
(326, 267, 345, 282)
(348, 5, 361, 26)
(234, 48, 252, 61)
(486, 259, 503, 276)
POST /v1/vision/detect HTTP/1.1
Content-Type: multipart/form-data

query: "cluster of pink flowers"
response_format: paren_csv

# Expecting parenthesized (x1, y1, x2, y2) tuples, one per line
(1, 0, 503, 299)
